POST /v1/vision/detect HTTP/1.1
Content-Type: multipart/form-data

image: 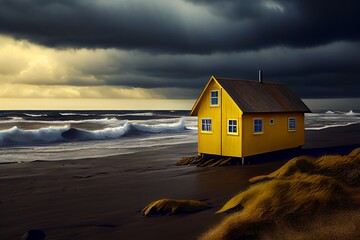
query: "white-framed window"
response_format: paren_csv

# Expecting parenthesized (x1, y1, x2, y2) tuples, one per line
(288, 117, 296, 131)
(210, 90, 219, 106)
(253, 118, 263, 134)
(201, 118, 212, 132)
(227, 119, 238, 135)
(269, 118, 275, 125)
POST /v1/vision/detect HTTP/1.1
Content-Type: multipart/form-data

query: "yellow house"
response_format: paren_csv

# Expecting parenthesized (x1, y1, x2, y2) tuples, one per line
(190, 74, 311, 159)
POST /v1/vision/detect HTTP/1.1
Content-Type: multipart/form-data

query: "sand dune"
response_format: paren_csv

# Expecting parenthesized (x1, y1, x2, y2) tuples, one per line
(201, 148, 360, 240)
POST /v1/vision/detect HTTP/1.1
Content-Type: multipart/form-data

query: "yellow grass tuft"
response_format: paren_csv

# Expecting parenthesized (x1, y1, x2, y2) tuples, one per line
(142, 199, 210, 216)
(217, 174, 349, 215)
(349, 147, 360, 158)
(200, 147, 360, 240)
(249, 155, 316, 183)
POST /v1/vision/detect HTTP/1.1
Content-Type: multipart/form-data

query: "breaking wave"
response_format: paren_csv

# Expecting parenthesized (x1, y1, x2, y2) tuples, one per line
(60, 113, 92, 116)
(345, 110, 357, 116)
(24, 113, 47, 117)
(0, 118, 187, 147)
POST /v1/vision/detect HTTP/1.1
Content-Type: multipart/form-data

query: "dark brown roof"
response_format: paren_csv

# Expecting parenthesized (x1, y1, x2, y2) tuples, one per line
(215, 77, 311, 113)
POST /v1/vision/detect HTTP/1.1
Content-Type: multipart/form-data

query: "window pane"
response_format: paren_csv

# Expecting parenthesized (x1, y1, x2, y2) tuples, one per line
(211, 91, 218, 97)
(254, 119, 263, 133)
(202, 119, 212, 132)
(228, 120, 237, 133)
(211, 98, 218, 105)
(210, 91, 218, 106)
(288, 118, 296, 130)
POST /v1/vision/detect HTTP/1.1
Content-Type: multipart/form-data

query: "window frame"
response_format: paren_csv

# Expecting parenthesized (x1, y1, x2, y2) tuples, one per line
(227, 119, 238, 135)
(210, 90, 219, 107)
(201, 118, 212, 133)
(253, 118, 263, 134)
(288, 117, 296, 132)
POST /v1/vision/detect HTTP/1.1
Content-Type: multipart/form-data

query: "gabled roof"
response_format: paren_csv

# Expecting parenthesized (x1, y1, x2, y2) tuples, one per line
(191, 76, 311, 115)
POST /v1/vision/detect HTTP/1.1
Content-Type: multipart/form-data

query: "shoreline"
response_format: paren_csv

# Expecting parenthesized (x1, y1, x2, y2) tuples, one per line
(1, 122, 360, 165)
(0, 123, 359, 239)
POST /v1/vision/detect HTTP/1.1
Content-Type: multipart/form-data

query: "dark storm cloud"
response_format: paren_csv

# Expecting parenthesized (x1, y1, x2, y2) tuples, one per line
(0, 0, 359, 53)
(0, 0, 359, 99)
(53, 41, 357, 98)
(185, 0, 360, 51)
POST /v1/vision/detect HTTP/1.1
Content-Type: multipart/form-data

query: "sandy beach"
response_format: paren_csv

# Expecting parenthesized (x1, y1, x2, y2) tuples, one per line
(1, 123, 360, 240)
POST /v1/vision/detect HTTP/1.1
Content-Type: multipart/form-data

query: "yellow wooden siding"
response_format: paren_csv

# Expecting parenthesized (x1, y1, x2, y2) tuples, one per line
(197, 80, 222, 155)
(221, 90, 243, 157)
(242, 113, 305, 157)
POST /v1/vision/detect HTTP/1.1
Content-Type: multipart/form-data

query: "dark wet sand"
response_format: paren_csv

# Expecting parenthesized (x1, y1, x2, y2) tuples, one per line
(1, 124, 359, 240)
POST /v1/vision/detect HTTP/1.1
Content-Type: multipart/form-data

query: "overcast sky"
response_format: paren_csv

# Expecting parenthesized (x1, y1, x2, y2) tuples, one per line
(0, 0, 359, 100)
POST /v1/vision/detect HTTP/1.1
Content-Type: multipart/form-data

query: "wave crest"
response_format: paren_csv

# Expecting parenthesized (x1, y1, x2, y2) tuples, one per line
(345, 110, 357, 116)
(0, 118, 187, 146)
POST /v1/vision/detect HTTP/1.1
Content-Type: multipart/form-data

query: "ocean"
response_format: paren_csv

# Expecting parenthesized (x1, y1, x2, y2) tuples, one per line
(0, 110, 359, 163)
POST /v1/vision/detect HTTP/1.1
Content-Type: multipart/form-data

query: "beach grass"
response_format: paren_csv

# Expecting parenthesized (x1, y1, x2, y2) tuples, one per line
(200, 147, 360, 240)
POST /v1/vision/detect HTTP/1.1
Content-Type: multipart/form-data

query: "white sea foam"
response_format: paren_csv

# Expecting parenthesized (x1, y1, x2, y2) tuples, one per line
(326, 110, 335, 114)
(124, 112, 154, 117)
(305, 122, 358, 131)
(60, 113, 91, 116)
(24, 113, 47, 117)
(133, 118, 185, 133)
(345, 110, 357, 116)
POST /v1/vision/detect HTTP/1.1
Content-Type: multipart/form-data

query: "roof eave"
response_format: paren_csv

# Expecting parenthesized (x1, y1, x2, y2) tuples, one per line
(241, 110, 312, 114)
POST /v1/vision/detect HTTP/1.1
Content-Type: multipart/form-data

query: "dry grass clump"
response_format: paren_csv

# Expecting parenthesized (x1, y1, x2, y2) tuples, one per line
(200, 147, 360, 240)
(251, 147, 360, 185)
(142, 199, 210, 216)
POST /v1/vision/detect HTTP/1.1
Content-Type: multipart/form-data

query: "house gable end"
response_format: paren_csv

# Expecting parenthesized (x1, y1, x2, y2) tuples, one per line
(190, 76, 218, 116)
(190, 76, 244, 116)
